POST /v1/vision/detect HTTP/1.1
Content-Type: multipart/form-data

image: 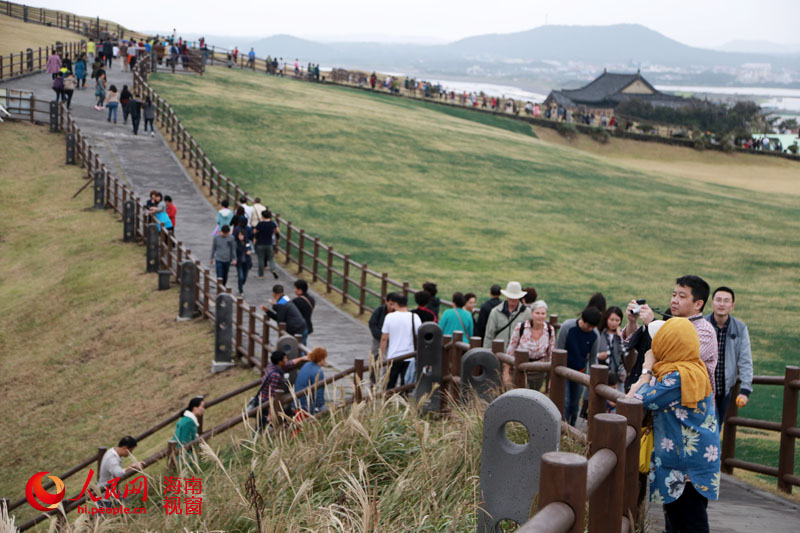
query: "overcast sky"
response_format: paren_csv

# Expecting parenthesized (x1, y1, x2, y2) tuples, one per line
(36, 0, 800, 47)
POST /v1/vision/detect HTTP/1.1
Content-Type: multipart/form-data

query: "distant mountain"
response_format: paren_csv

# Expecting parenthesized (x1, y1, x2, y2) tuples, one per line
(715, 39, 800, 55)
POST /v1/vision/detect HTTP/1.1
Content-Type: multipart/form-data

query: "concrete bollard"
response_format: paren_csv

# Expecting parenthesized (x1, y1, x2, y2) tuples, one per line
(49, 100, 59, 132)
(177, 261, 196, 320)
(123, 200, 135, 242)
(145, 223, 159, 272)
(413, 322, 443, 413)
(158, 270, 171, 290)
(276, 334, 301, 381)
(212, 293, 235, 373)
(93, 171, 105, 209)
(66, 133, 75, 164)
(460, 348, 501, 402)
(478, 389, 561, 532)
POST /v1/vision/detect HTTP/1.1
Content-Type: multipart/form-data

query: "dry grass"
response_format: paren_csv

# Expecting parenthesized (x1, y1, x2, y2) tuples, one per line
(0, 121, 258, 523)
(0, 14, 81, 56)
(533, 126, 800, 196)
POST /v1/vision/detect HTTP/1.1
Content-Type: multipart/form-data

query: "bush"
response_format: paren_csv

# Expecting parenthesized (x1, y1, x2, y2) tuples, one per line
(691, 128, 709, 151)
(637, 122, 655, 134)
(720, 133, 735, 153)
(590, 127, 610, 144)
(557, 122, 578, 140)
(788, 143, 798, 155)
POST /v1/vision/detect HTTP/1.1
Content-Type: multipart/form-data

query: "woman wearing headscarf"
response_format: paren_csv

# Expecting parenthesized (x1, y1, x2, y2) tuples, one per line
(628, 318, 719, 533)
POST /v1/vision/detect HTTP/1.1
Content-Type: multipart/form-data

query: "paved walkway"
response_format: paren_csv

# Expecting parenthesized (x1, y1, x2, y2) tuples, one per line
(1, 66, 372, 379)
(5, 68, 799, 532)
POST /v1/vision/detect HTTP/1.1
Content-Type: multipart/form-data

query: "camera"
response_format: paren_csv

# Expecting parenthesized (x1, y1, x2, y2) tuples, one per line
(631, 299, 647, 315)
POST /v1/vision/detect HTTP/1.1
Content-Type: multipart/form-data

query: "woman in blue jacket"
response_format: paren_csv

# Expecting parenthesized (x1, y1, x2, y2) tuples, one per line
(295, 347, 328, 414)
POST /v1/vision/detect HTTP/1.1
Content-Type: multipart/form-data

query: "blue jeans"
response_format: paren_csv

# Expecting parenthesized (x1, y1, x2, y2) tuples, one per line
(301, 327, 309, 346)
(107, 101, 118, 122)
(565, 379, 584, 426)
(236, 264, 249, 293)
(215, 261, 231, 286)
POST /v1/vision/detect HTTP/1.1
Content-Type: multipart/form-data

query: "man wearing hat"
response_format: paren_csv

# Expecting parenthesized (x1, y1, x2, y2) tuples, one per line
(482, 281, 529, 349)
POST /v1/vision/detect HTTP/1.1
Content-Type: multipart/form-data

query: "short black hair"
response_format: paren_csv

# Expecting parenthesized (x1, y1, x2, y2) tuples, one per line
(581, 306, 603, 327)
(262, 210, 271, 219)
(464, 292, 476, 303)
(270, 349, 287, 365)
(239, 196, 247, 203)
(294, 279, 308, 293)
(221, 199, 229, 208)
(422, 282, 437, 297)
(118, 436, 137, 449)
(675, 275, 710, 312)
(164, 195, 172, 202)
(385, 292, 399, 304)
(713, 286, 735, 303)
(220, 224, 231, 234)
(187, 396, 204, 411)
(490, 284, 501, 297)
(414, 290, 431, 307)
(272, 284, 284, 295)
(254, 197, 261, 203)
(389, 293, 408, 307)
(452, 292, 466, 308)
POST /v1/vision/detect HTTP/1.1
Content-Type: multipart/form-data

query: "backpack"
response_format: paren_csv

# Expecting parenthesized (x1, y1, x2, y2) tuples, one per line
(53, 77, 63, 90)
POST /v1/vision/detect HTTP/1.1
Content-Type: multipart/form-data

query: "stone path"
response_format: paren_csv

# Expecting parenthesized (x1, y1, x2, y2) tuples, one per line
(1, 66, 372, 381)
(5, 67, 800, 533)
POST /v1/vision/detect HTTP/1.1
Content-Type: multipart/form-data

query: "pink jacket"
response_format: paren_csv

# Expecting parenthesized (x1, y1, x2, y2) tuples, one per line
(46, 54, 61, 74)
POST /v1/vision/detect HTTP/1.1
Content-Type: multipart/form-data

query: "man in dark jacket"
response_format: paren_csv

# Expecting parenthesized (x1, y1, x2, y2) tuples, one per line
(128, 95, 142, 135)
(261, 285, 306, 336)
(103, 40, 114, 69)
(368, 295, 393, 382)
(292, 279, 315, 345)
(475, 284, 502, 340)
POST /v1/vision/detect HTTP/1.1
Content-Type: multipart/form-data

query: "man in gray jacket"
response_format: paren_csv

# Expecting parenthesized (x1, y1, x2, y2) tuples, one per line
(482, 281, 528, 350)
(210, 225, 236, 287)
(706, 286, 753, 424)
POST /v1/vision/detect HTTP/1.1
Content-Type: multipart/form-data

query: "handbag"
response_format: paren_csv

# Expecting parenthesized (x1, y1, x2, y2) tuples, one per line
(639, 425, 654, 474)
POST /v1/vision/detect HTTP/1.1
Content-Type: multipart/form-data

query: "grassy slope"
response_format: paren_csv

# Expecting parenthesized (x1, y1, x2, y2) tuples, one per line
(0, 122, 256, 521)
(149, 68, 799, 457)
(0, 14, 81, 55)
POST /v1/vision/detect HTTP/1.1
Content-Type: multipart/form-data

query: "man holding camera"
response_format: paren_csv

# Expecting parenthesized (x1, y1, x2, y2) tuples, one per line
(622, 275, 718, 394)
(706, 286, 753, 424)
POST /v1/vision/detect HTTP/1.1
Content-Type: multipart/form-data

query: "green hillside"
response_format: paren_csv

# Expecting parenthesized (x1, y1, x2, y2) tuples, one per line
(149, 67, 799, 424)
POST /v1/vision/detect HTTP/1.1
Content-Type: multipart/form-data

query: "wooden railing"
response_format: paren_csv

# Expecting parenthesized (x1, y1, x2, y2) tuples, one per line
(720, 366, 800, 493)
(0, 0, 131, 40)
(0, 41, 84, 81)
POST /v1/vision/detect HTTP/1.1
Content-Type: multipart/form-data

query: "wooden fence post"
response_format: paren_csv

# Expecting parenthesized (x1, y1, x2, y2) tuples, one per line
(342, 254, 350, 305)
(588, 414, 627, 533)
(536, 452, 587, 533)
(380, 272, 388, 301)
(297, 229, 305, 274)
(284, 222, 292, 263)
(615, 398, 643, 522)
(96, 447, 107, 474)
(359, 263, 367, 315)
(778, 366, 800, 493)
(549, 349, 567, 418)
(235, 297, 244, 360)
(247, 305, 256, 367)
(312, 237, 320, 282)
(354, 358, 364, 403)
(261, 313, 270, 373)
(587, 364, 609, 436)
(325, 246, 333, 293)
(513, 349, 528, 389)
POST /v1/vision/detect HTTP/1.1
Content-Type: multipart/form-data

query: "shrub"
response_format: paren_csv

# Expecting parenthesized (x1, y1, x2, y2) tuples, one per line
(590, 127, 610, 144)
(557, 122, 578, 140)
(788, 143, 798, 155)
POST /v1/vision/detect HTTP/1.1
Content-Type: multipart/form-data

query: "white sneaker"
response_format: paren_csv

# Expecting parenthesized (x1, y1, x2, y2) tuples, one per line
(151, 131, 154, 137)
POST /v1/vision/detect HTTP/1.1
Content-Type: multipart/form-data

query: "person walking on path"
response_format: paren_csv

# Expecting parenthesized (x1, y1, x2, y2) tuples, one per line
(253, 210, 279, 279)
(143, 97, 156, 136)
(106, 84, 119, 123)
(120, 85, 132, 124)
(235, 229, 254, 295)
(74, 55, 87, 89)
(103, 39, 114, 69)
(557, 306, 602, 426)
(62, 71, 77, 110)
(87, 39, 96, 63)
(505, 300, 556, 390)
(46, 51, 61, 79)
(380, 292, 421, 390)
(475, 284, 502, 340)
(261, 285, 307, 336)
(439, 292, 474, 338)
(94, 67, 106, 110)
(210, 225, 236, 287)
(129, 94, 143, 135)
(52, 72, 64, 103)
(216, 199, 234, 233)
(251, 197, 267, 226)
(482, 281, 529, 349)
(292, 280, 315, 345)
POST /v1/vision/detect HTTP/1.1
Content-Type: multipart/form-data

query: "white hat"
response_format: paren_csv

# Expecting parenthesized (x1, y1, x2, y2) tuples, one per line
(500, 281, 527, 300)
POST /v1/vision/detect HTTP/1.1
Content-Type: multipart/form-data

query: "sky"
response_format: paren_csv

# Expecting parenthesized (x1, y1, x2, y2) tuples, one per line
(35, 0, 800, 48)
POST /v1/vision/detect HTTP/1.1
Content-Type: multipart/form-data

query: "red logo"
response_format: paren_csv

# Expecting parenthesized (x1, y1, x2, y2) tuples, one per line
(25, 472, 66, 512)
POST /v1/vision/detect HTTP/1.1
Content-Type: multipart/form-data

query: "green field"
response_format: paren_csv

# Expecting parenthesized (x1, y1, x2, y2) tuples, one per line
(149, 68, 799, 436)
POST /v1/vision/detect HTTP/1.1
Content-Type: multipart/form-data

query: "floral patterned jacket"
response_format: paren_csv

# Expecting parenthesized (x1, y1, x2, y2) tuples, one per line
(636, 370, 721, 504)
